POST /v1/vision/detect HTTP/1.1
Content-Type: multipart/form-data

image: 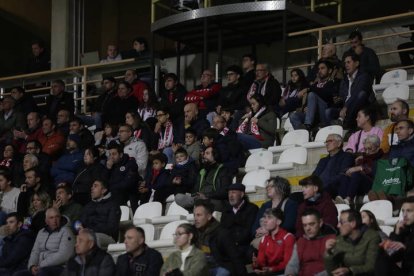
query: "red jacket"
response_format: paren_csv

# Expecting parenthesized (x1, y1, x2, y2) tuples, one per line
(296, 233, 336, 276)
(131, 80, 148, 104)
(254, 227, 295, 273)
(184, 83, 221, 110)
(38, 131, 65, 160)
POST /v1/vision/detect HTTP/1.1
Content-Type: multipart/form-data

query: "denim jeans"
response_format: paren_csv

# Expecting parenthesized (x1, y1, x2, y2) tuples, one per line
(304, 92, 328, 125)
(237, 133, 262, 150)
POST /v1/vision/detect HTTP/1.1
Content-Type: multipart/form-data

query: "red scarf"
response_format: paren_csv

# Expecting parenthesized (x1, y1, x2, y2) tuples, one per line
(236, 107, 266, 140)
(158, 120, 174, 150)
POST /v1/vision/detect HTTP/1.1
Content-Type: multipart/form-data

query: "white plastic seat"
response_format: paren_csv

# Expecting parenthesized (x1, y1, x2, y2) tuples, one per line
(380, 225, 394, 237)
(383, 208, 403, 226)
(133, 202, 163, 225)
(151, 201, 189, 224)
(242, 169, 270, 188)
(283, 117, 295, 132)
(166, 194, 175, 203)
(335, 204, 350, 220)
(268, 129, 309, 153)
(265, 147, 307, 171)
(146, 220, 189, 248)
(373, 69, 407, 93)
(360, 200, 393, 225)
(382, 84, 409, 104)
(120, 205, 130, 222)
(244, 150, 273, 172)
(405, 75, 414, 86)
(303, 125, 343, 148)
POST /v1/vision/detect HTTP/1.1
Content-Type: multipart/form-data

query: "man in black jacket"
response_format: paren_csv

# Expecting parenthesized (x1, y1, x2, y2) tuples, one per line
(44, 79, 74, 119)
(0, 213, 35, 275)
(159, 73, 187, 124)
(79, 179, 121, 249)
(194, 199, 247, 275)
(116, 226, 163, 276)
(61, 228, 115, 276)
(220, 183, 258, 264)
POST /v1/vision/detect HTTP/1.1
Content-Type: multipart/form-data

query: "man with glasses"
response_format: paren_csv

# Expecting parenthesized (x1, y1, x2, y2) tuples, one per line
(184, 69, 221, 119)
(313, 134, 354, 197)
(324, 209, 380, 275)
(154, 107, 177, 163)
(216, 65, 245, 118)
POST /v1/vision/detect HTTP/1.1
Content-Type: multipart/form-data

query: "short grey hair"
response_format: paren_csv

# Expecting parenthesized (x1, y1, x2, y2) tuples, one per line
(79, 228, 97, 244)
(363, 134, 380, 148)
(24, 154, 39, 166)
(329, 133, 343, 143)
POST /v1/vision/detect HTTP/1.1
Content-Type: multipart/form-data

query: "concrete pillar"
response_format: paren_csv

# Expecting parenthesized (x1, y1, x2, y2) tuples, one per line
(51, 0, 69, 69)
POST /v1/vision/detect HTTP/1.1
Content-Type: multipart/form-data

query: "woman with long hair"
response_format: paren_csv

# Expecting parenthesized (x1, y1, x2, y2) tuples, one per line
(26, 191, 51, 233)
(361, 210, 388, 240)
(125, 110, 156, 151)
(278, 68, 309, 116)
(161, 223, 208, 276)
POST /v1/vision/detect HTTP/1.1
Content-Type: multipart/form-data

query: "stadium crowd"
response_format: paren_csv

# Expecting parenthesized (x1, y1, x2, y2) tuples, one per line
(0, 29, 413, 276)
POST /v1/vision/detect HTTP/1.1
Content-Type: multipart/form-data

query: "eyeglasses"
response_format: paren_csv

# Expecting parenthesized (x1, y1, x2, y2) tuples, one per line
(172, 232, 188, 237)
(156, 113, 166, 118)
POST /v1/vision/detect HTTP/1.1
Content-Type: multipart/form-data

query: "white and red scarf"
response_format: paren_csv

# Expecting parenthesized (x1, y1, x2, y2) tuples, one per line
(247, 77, 269, 100)
(158, 120, 174, 150)
(236, 107, 266, 140)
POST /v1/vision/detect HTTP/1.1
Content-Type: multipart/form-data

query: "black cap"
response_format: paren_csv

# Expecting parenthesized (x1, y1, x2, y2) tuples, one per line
(227, 183, 246, 192)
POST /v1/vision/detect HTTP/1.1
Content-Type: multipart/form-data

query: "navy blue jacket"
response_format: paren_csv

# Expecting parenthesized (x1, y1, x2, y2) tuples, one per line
(389, 136, 414, 167)
(338, 70, 372, 109)
(313, 150, 354, 189)
(116, 246, 163, 276)
(174, 117, 210, 143)
(0, 229, 36, 272)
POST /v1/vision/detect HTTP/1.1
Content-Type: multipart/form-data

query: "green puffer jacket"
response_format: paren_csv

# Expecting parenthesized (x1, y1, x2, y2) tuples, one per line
(324, 228, 381, 275)
(160, 246, 209, 276)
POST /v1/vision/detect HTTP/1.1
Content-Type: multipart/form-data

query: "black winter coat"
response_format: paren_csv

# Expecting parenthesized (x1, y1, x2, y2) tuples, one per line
(116, 246, 163, 276)
(0, 229, 36, 272)
(61, 247, 115, 276)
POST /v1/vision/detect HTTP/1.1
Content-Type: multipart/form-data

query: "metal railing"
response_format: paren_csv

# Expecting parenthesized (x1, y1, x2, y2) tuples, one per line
(0, 58, 159, 114)
(287, 11, 414, 72)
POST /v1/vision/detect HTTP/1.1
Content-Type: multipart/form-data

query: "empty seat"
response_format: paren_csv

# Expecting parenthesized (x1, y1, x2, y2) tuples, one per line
(151, 201, 189, 224)
(242, 169, 270, 188)
(372, 69, 407, 93)
(303, 125, 343, 148)
(379, 225, 394, 237)
(244, 150, 273, 172)
(265, 147, 307, 171)
(147, 220, 189, 248)
(133, 202, 163, 225)
(382, 84, 409, 104)
(268, 129, 309, 153)
(360, 200, 393, 225)
(283, 117, 295, 132)
(120, 205, 130, 222)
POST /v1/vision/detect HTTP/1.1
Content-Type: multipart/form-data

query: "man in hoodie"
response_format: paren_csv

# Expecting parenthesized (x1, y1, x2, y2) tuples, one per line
(285, 209, 337, 276)
(78, 179, 121, 250)
(0, 213, 35, 275)
(14, 208, 75, 276)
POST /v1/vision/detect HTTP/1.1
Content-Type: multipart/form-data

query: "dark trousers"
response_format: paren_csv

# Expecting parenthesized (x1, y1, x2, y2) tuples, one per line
(338, 172, 372, 199)
(398, 41, 414, 66)
(13, 265, 63, 276)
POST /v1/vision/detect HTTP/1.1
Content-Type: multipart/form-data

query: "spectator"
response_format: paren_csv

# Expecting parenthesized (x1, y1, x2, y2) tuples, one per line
(0, 144, 21, 184)
(220, 107, 238, 132)
(14, 153, 39, 187)
(338, 135, 383, 204)
(161, 223, 209, 276)
(216, 65, 245, 118)
(285, 209, 336, 276)
(344, 107, 383, 154)
(0, 96, 25, 144)
(14, 208, 75, 276)
(296, 175, 338, 238)
(289, 60, 340, 130)
(220, 183, 258, 263)
(116, 226, 164, 276)
(24, 140, 52, 182)
(184, 69, 221, 119)
(68, 117, 95, 150)
(125, 110, 156, 151)
(0, 167, 20, 225)
(102, 80, 139, 125)
(246, 63, 282, 110)
(182, 128, 201, 166)
(61, 228, 115, 276)
(139, 153, 170, 205)
(72, 147, 108, 206)
(342, 30, 381, 82)
(154, 107, 178, 163)
(360, 210, 388, 241)
(252, 208, 295, 275)
(307, 43, 344, 83)
(397, 24, 414, 66)
(380, 99, 409, 153)
(100, 44, 122, 63)
(175, 146, 231, 212)
(124, 69, 148, 105)
(78, 179, 121, 249)
(324, 209, 381, 275)
(56, 109, 71, 137)
(10, 86, 38, 117)
(25, 191, 51, 234)
(241, 53, 256, 92)
(121, 37, 150, 59)
(389, 119, 414, 166)
(137, 88, 158, 123)
(50, 134, 84, 185)
(237, 94, 278, 150)
(106, 141, 140, 212)
(253, 177, 298, 235)
(52, 184, 82, 223)
(26, 39, 50, 74)
(44, 80, 74, 119)
(0, 212, 35, 275)
(159, 73, 187, 123)
(81, 76, 117, 130)
(313, 134, 354, 196)
(13, 112, 42, 154)
(176, 103, 210, 142)
(193, 199, 247, 275)
(375, 196, 414, 275)
(118, 124, 148, 178)
(97, 123, 119, 152)
(278, 68, 309, 117)
(37, 117, 66, 161)
(327, 53, 373, 129)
